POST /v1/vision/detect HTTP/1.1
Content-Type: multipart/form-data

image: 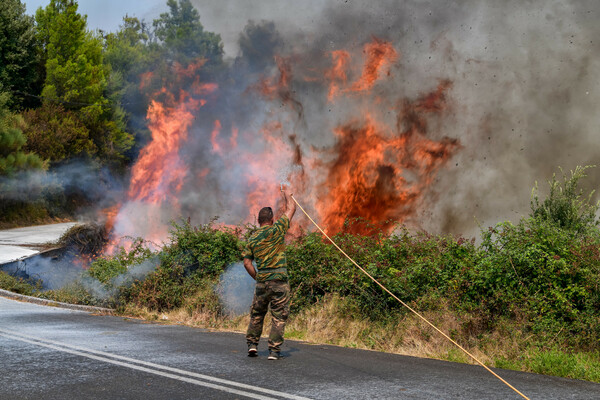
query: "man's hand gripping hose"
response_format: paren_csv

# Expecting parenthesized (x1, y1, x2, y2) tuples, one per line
(290, 194, 530, 400)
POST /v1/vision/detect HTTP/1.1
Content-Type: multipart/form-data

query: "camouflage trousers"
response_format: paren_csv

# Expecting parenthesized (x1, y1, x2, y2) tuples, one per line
(246, 280, 291, 352)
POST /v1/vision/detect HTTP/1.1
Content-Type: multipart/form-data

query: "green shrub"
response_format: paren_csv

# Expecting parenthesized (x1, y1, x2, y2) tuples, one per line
(116, 220, 242, 311)
(463, 214, 600, 349)
(38, 280, 102, 306)
(0, 270, 38, 295)
(161, 219, 242, 278)
(88, 237, 155, 284)
(119, 262, 193, 311)
(531, 165, 599, 235)
(287, 228, 476, 320)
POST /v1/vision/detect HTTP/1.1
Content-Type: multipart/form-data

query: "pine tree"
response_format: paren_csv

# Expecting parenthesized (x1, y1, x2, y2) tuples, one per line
(0, 0, 40, 110)
(153, 0, 223, 66)
(35, 0, 132, 163)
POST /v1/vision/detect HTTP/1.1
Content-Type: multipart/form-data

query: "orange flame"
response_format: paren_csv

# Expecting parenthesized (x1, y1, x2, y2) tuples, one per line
(253, 56, 303, 118)
(104, 59, 218, 253)
(211, 119, 222, 155)
(139, 71, 153, 90)
(230, 126, 238, 148)
(102, 36, 459, 255)
(128, 94, 201, 204)
(350, 37, 398, 92)
(316, 81, 459, 235)
(102, 203, 121, 234)
(326, 50, 350, 101)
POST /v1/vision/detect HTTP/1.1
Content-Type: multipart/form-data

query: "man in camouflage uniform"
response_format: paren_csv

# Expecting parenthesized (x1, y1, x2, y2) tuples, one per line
(242, 186, 296, 360)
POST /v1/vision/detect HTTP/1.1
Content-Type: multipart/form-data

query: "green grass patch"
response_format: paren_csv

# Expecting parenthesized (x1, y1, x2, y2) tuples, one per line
(527, 348, 600, 382)
(444, 348, 470, 364)
(286, 329, 307, 340)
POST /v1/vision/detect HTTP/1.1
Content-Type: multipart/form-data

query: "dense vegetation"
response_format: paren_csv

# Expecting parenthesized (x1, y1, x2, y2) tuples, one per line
(2, 166, 599, 380)
(1, 165, 586, 380)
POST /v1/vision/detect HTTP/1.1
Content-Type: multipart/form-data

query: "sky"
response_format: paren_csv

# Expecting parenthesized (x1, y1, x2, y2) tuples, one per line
(23, 0, 332, 57)
(24, 0, 166, 33)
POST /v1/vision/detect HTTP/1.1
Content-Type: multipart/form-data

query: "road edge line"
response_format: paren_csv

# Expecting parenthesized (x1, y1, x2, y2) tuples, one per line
(0, 328, 312, 400)
(0, 332, 278, 400)
(0, 288, 114, 314)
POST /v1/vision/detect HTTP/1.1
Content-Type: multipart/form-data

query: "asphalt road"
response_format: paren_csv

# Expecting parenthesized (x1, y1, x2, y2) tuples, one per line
(1, 297, 598, 399)
(0, 222, 77, 263)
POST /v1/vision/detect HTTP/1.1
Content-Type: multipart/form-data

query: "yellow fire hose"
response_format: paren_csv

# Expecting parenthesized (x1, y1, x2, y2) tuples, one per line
(290, 194, 530, 400)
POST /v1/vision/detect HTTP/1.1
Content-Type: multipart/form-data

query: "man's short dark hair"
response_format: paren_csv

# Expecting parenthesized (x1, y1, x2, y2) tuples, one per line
(258, 207, 273, 225)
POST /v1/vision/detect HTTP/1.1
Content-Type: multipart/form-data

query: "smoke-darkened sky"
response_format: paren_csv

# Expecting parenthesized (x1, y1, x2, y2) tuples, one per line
(190, 0, 600, 236)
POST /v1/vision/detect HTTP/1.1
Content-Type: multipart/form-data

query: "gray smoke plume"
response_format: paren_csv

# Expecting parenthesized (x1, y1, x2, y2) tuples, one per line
(106, 0, 600, 243)
(0, 252, 160, 300)
(79, 256, 161, 301)
(0, 159, 125, 223)
(0, 255, 80, 291)
(112, 256, 161, 288)
(186, 0, 600, 238)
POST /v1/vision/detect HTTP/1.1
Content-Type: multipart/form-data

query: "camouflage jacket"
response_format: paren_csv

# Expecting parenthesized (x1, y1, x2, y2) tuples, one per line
(242, 215, 290, 282)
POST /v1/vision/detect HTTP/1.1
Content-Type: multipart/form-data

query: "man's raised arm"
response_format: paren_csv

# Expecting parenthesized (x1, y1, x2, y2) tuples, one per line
(281, 185, 296, 221)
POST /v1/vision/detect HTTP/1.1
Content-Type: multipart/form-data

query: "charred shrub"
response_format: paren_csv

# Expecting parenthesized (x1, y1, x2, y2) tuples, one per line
(59, 223, 108, 257)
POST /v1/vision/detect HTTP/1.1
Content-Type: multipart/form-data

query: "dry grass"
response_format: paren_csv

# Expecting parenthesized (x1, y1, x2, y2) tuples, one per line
(285, 295, 495, 364)
(118, 292, 600, 382)
(124, 291, 600, 382)
(120, 293, 511, 367)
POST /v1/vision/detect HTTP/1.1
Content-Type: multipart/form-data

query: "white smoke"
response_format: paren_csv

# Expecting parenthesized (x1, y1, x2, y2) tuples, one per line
(216, 261, 255, 315)
(79, 256, 161, 301)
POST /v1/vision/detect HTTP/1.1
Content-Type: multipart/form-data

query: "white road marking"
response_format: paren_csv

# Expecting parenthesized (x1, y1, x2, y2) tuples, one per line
(0, 328, 311, 400)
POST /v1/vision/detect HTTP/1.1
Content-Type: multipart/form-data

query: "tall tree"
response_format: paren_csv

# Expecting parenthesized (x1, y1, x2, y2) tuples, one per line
(104, 16, 150, 80)
(153, 0, 223, 68)
(22, 103, 96, 162)
(36, 0, 104, 105)
(36, 0, 133, 163)
(103, 16, 153, 139)
(0, 0, 40, 110)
